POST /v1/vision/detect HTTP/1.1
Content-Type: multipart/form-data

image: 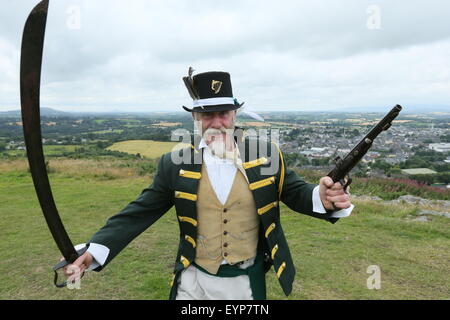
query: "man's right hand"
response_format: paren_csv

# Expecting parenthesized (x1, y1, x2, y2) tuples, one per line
(62, 251, 94, 280)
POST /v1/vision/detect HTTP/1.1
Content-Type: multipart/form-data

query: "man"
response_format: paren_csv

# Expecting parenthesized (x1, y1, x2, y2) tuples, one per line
(63, 69, 353, 300)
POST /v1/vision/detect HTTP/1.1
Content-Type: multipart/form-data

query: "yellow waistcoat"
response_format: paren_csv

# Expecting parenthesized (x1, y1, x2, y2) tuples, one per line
(195, 164, 259, 274)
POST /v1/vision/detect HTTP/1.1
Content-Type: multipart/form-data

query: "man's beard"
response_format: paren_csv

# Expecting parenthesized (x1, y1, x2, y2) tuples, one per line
(203, 127, 236, 160)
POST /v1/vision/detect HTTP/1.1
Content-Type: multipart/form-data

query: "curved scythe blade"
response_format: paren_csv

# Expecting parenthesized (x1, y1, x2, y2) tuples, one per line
(20, 0, 81, 272)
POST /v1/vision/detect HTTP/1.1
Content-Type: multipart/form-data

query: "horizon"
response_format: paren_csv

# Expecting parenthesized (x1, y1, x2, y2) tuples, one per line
(1, 105, 450, 116)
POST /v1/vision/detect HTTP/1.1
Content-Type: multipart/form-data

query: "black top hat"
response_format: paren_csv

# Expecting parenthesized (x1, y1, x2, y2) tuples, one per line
(182, 67, 244, 112)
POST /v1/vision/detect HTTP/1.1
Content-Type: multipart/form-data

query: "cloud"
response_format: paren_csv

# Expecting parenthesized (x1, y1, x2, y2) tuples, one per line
(1, 0, 450, 112)
(0, 37, 20, 106)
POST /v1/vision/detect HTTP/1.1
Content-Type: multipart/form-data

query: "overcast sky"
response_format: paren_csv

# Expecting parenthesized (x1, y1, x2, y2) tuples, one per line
(1, 0, 450, 113)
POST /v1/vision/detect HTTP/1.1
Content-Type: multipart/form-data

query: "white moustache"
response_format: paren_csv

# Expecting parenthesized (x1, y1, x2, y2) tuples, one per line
(203, 127, 227, 137)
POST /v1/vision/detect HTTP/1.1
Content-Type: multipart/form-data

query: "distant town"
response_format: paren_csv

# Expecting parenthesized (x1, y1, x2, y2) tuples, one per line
(1, 108, 449, 187)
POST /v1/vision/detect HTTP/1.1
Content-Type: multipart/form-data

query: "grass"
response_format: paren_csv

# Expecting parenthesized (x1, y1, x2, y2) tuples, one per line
(0, 159, 448, 300)
(106, 140, 190, 159)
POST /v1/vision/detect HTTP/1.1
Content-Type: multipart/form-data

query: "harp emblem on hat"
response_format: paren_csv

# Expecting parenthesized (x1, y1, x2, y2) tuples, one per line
(211, 80, 223, 94)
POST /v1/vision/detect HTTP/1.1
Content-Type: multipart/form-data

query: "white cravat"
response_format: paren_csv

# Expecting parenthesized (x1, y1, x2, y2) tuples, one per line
(198, 138, 240, 205)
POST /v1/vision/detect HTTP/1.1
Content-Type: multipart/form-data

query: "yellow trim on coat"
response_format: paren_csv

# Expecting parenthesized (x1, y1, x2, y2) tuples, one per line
(265, 223, 276, 238)
(179, 169, 202, 179)
(271, 244, 279, 260)
(178, 216, 198, 227)
(184, 235, 196, 248)
(257, 201, 278, 215)
(248, 176, 276, 191)
(273, 143, 285, 199)
(242, 157, 268, 169)
(180, 255, 190, 268)
(174, 191, 197, 201)
(276, 262, 286, 279)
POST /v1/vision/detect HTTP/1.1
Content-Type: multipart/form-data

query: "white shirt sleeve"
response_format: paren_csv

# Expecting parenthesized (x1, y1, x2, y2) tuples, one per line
(74, 243, 110, 271)
(312, 185, 354, 218)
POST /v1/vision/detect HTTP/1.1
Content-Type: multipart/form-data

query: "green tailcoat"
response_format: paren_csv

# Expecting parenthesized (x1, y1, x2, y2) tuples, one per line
(89, 134, 338, 298)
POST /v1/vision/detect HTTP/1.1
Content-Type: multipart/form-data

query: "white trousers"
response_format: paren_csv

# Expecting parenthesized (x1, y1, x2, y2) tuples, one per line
(175, 265, 253, 300)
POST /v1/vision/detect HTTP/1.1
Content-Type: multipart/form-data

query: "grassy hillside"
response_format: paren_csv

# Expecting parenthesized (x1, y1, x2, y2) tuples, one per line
(106, 140, 189, 159)
(0, 159, 448, 300)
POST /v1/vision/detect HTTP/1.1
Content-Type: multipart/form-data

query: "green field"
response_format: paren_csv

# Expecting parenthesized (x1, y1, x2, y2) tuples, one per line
(5, 145, 80, 157)
(91, 129, 124, 134)
(0, 158, 448, 300)
(107, 140, 190, 159)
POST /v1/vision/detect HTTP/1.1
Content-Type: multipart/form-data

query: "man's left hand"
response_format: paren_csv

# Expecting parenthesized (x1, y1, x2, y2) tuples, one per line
(319, 176, 352, 211)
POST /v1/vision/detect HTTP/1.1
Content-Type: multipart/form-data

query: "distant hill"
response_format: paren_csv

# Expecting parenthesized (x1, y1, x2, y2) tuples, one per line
(0, 107, 69, 117)
(1, 104, 449, 117)
(0, 107, 175, 118)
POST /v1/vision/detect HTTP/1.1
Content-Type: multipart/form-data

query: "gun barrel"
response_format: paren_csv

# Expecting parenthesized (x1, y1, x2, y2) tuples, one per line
(365, 104, 402, 140)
